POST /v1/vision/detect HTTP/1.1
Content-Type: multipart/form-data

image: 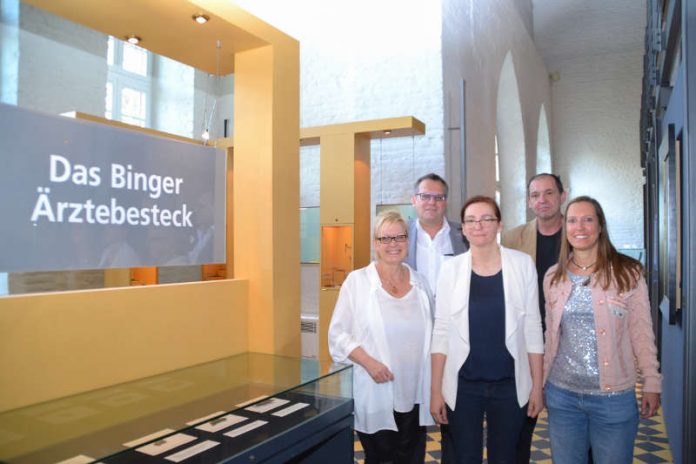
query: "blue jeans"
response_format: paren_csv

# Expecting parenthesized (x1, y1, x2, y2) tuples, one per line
(446, 378, 527, 463)
(545, 382, 639, 464)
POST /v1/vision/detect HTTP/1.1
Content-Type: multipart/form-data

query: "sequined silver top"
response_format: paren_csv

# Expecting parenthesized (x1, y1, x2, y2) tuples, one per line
(547, 271, 601, 393)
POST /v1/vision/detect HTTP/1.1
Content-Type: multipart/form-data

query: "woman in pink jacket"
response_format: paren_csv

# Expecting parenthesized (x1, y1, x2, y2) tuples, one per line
(543, 196, 661, 463)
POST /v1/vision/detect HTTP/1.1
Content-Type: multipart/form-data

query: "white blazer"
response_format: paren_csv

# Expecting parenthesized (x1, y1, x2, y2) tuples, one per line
(328, 262, 436, 433)
(431, 246, 544, 409)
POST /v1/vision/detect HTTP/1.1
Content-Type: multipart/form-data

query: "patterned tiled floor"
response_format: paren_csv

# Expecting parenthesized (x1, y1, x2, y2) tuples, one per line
(353, 403, 672, 463)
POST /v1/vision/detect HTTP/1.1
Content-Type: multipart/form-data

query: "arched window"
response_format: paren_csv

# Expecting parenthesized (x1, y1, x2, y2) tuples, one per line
(536, 104, 551, 173)
(496, 52, 526, 228)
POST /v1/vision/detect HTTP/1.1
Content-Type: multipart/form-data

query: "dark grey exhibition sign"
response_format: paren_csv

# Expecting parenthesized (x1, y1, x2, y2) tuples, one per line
(0, 103, 226, 272)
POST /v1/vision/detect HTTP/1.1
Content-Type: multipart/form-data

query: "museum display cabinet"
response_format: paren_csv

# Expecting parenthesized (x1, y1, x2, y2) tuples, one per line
(320, 226, 353, 289)
(300, 117, 425, 360)
(0, 353, 353, 464)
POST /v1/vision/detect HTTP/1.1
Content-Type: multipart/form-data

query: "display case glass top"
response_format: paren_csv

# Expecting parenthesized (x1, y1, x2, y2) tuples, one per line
(0, 353, 352, 464)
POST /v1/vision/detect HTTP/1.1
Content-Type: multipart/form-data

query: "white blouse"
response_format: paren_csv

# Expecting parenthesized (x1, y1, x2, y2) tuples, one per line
(328, 262, 435, 433)
(377, 286, 425, 412)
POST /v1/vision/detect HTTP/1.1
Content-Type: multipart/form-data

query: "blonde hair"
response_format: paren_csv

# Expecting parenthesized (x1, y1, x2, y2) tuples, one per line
(373, 210, 408, 240)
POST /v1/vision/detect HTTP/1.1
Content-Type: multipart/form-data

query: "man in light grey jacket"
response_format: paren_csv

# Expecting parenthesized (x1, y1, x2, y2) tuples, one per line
(405, 173, 466, 464)
(405, 173, 468, 295)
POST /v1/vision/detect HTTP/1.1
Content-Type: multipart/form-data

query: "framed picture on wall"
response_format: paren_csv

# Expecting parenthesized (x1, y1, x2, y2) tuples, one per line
(658, 123, 683, 325)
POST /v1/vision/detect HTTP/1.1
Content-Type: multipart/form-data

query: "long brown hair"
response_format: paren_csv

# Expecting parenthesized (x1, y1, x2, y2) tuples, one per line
(550, 196, 643, 293)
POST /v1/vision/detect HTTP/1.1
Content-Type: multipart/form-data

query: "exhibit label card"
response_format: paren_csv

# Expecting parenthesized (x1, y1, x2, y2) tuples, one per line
(196, 414, 248, 433)
(235, 395, 268, 408)
(123, 428, 176, 447)
(54, 456, 100, 464)
(136, 433, 197, 456)
(224, 420, 268, 438)
(244, 398, 289, 414)
(186, 411, 227, 426)
(165, 440, 220, 463)
(272, 402, 310, 417)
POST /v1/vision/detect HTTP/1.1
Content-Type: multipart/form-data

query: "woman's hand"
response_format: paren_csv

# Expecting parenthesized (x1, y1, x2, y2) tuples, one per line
(527, 386, 544, 418)
(365, 357, 394, 384)
(527, 353, 544, 418)
(641, 392, 660, 418)
(430, 391, 449, 424)
(348, 347, 394, 384)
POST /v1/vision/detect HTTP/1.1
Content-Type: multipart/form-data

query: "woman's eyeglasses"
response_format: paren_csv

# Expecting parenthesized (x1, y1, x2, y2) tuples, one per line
(462, 217, 498, 227)
(375, 234, 408, 244)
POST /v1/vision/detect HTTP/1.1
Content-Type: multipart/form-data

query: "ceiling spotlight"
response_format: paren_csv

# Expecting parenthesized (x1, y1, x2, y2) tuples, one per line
(384, 130, 392, 135)
(125, 35, 141, 45)
(193, 14, 210, 24)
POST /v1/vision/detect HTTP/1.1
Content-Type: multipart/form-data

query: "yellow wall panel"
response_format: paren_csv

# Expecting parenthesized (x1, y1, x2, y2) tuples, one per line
(320, 133, 357, 224)
(234, 43, 300, 356)
(0, 279, 248, 412)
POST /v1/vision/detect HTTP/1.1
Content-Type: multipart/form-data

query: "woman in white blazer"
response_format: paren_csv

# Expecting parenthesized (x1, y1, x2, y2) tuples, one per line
(329, 210, 435, 464)
(430, 196, 544, 463)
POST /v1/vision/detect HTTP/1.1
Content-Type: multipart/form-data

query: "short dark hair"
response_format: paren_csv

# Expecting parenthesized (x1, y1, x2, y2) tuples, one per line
(527, 173, 564, 195)
(460, 195, 501, 222)
(414, 173, 448, 196)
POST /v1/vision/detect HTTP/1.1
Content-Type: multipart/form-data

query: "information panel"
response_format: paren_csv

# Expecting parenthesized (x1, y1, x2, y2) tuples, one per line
(0, 103, 226, 272)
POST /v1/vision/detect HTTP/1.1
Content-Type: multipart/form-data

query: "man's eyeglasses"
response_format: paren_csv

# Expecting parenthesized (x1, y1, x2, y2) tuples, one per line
(415, 193, 447, 202)
(463, 217, 498, 227)
(375, 234, 408, 244)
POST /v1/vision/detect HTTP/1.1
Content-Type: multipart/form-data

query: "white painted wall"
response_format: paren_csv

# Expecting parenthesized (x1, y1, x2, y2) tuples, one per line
(533, 0, 646, 249)
(237, 0, 551, 230)
(18, 4, 106, 116)
(442, 0, 552, 224)
(151, 55, 196, 138)
(234, 0, 446, 212)
(152, 64, 231, 142)
(0, 0, 20, 105)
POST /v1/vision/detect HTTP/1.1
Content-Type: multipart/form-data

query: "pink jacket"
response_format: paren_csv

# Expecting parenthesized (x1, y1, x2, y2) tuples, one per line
(543, 266, 662, 393)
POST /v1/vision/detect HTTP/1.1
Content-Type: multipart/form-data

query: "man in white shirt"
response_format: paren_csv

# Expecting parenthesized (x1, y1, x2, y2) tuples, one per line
(405, 173, 467, 464)
(405, 173, 468, 294)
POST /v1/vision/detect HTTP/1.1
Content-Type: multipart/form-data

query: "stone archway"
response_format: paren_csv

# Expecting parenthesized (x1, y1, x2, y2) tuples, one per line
(496, 51, 526, 228)
(536, 104, 551, 173)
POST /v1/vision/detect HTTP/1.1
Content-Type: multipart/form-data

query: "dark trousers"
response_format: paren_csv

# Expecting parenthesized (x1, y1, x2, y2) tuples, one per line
(515, 415, 537, 463)
(356, 405, 426, 464)
(440, 424, 455, 463)
(447, 378, 527, 464)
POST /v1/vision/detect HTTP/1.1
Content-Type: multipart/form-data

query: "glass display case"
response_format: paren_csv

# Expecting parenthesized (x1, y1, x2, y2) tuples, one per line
(0, 353, 353, 464)
(320, 226, 353, 289)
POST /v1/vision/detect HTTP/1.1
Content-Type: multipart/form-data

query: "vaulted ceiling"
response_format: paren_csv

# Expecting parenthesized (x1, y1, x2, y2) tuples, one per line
(532, 0, 647, 70)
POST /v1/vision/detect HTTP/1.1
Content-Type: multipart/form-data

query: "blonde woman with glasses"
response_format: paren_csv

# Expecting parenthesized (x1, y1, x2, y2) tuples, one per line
(430, 195, 544, 463)
(329, 210, 435, 464)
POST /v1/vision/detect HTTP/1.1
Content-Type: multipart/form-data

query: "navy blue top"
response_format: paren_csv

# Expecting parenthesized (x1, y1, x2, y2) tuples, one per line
(459, 270, 514, 381)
